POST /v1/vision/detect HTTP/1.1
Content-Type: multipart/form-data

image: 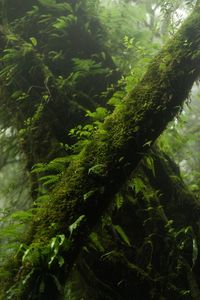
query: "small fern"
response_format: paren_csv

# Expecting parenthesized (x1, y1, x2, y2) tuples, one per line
(39, 174, 61, 187)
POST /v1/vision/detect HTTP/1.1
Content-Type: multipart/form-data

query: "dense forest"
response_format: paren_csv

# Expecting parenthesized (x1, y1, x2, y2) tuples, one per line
(1, 0, 200, 299)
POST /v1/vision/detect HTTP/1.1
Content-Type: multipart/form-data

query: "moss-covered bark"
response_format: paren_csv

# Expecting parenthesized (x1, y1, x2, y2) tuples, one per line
(2, 3, 200, 300)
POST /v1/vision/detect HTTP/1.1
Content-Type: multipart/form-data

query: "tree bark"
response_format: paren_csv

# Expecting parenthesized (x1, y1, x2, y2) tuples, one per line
(2, 4, 200, 300)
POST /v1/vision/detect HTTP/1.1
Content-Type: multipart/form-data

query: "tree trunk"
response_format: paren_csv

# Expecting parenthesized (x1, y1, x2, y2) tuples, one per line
(2, 3, 200, 300)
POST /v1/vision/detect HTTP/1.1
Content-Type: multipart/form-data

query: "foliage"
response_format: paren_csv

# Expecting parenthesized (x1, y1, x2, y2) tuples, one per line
(64, 149, 200, 299)
(158, 88, 200, 195)
(1, 1, 200, 300)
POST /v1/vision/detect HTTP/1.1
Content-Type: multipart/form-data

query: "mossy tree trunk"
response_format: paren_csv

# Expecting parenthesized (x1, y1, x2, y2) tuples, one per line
(2, 3, 200, 300)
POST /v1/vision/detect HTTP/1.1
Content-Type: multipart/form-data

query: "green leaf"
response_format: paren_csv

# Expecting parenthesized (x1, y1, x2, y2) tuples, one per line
(31, 163, 46, 173)
(29, 37, 37, 47)
(69, 215, 86, 236)
(6, 34, 18, 42)
(86, 107, 108, 121)
(144, 155, 155, 176)
(22, 248, 32, 263)
(49, 235, 66, 267)
(90, 232, 104, 252)
(22, 269, 35, 286)
(83, 190, 97, 201)
(11, 210, 33, 221)
(115, 193, 124, 209)
(88, 164, 105, 176)
(143, 140, 152, 147)
(184, 226, 193, 235)
(50, 234, 65, 250)
(53, 15, 76, 30)
(131, 177, 146, 194)
(39, 174, 60, 187)
(113, 225, 131, 246)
